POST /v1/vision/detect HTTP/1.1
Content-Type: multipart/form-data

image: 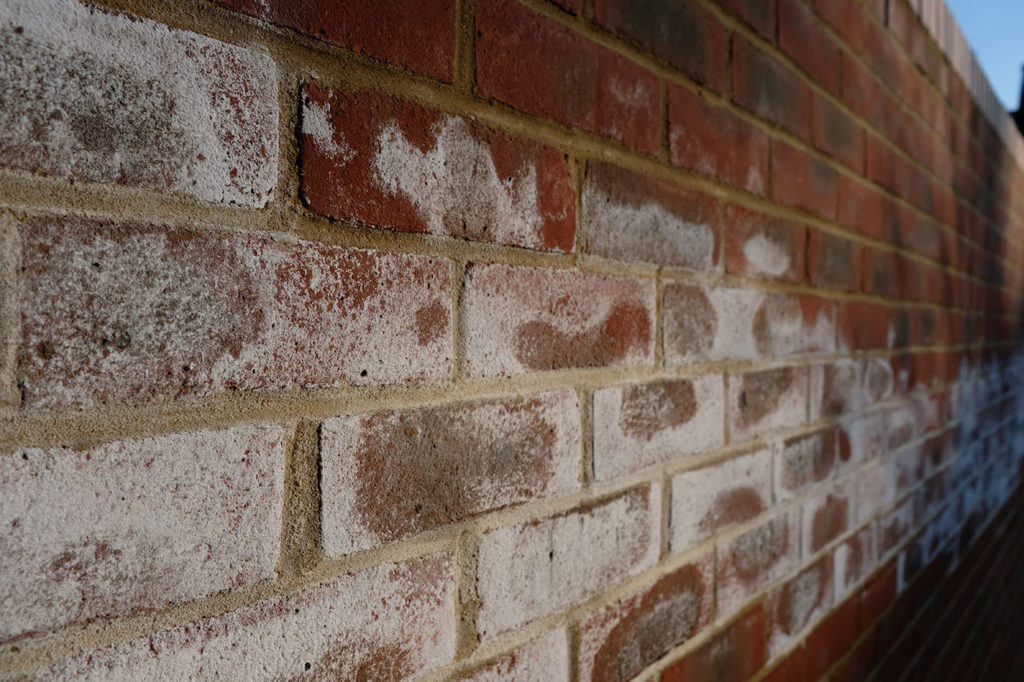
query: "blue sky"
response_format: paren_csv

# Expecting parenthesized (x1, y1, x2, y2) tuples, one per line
(945, 0, 1024, 111)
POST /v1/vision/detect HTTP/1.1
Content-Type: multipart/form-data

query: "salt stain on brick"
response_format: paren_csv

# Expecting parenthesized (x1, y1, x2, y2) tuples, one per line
(464, 264, 655, 377)
(729, 367, 808, 442)
(320, 390, 581, 555)
(663, 284, 833, 365)
(856, 460, 896, 523)
(743, 232, 792, 276)
(717, 508, 800, 621)
(581, 162, 717, 270)
(45, 556, 454, 680)
(592, 376, 724, 480)
(0, 0, 277, 207)
(802, 479, 855, 554)
(0, 424, 284, 642)
(300, 86, 575, 252)
(476, 486, 659, 641)
(457, 629, 569, 681)
(670, 448, 773, 554)
(724, 206, 806, 283)
(19, 218, 451, 408)
(834, 523, 876, 600)
(577, 555, 714, 682)
(766, 556, 833, 658)
(775, 430, 835, 501)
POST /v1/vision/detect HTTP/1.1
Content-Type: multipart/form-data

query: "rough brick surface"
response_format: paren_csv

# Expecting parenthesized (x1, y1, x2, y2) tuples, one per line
(18, 218, 451, 407)
(670, 448, 773, 553)
(476, 486, 659, 640)
(717, 509, 801, 619)
(577, 555, 714, 682)
(300, 84, 576, 252)
(775, 430, 837, 500)
(464, 264, 655, 376)
(771, 140, 839, 219)
(593, 376, 724, 480)
(732, 36, 811, 140)
(729, 367, 809, 441)
(218, 0, 455, 81)
(0, 0, 277, 207)
(661, 604, 768, 682)
(582, 161, 718, 269)
(320, 390, 581, 555)
(476, 0, 660, 153)
(0, 425, 284, 642)
(668, 84, 769, 195)
(803, 479, 855, 553)
(766, 556, 833, 657)
(723, 205, 807, 282)
(458, 629, 569, 681)
(47, 556, 454, 680)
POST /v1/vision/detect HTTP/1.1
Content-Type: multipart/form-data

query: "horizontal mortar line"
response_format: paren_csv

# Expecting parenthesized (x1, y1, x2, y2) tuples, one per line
(55, 0, 1018, 279)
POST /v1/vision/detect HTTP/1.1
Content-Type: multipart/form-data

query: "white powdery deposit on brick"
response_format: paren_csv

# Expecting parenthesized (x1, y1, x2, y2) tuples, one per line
(0, 0, 277, 207)
(475, 486, 660, 641)
(670, 448, 773, 553)
(593, 376, 724, 480)
(320, 390, 581, 555)
(464, 264, 656, 376)
(458, 629, 569, 681)
(742, 231, 792, 277)
(834, 523, 876, 601)
(801, 477, 855, 554)
(581, 187, 715, 270)
(45, 556, 455, 681)
(300, 98, 354, 163)
(0, 424, 284, 642)
(729, 368, 809, 442)
(18, 218, 451, 407)
(766, 558, 832, 658)
(372, 117, 554, 250)
(856, 460, 897, 523)
(716, 507, 800, 622)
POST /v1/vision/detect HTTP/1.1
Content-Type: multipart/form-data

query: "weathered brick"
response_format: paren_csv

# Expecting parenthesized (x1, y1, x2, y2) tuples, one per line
(577, 555, 714, 682)
(0, 0, 277, 207)
(723, 205, 806, 283)
(219, 0, 455, 81)
(476, 0, 660, 154)
(812, 93, 864, 172)
(0, 425, 284, 642)
(804, 596, 859, 680)
(766, 556, 833, 657)
(47, 556, 454, 680)
(581, 162, 718, 269)
(19, 218, 452, 408)
(464, 264, 655, 376)
(593, 376, 724, 480)
(729, 367, 809, 442)
(670, 448, 773, 553)
(321, 390, 581, 555)
(476, 486, 659, 640)
(668, 85, 769, 195)
(717, 0, 776, 40)
(661, 604, 767, 682)
(771, 141, 839, 219)
(837, 301, 894, 351)
(834, 523, 876, 601)
(779, 0, 842, 95)
(732, 37, 811, 140)
(458, 629, 569, 681)
(838, 412, 886, 473)
(717, 509, 800, 619)
(856, 460, 896, 523)
(803, 479, 855, 553)
(663, 284, 834, 365)
(300, 84, 576, 252)
(807, 229, 860, 292)
(775, 430, 836, 501)
(593, 0, 727, 90)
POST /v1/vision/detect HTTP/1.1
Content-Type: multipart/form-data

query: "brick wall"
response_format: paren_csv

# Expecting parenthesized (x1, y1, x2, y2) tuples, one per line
(1, 0, 1023, 679)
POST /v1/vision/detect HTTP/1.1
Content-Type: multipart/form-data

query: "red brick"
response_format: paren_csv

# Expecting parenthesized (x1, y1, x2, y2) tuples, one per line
(723, 205, 806, 282)
(577, 556, 714, 682)
(767, 556, 833, 657)
(49, 556, 454, 679)
(861, 247, 900, 296)
(581, 162, 718, 269)
(18, 217, 452, 408)
(717, 0, 776, 40)
(733, 37, 811, 140)
(1, 0, 277, 208)
(219, 0, 454, 81)
(837, 302, 892, 350)
(0, 425, 284, 642)
(838, 52, 886, 131)
(771, 141, 838, 219)
(464, 264, 655, 376)
(718, 509, 801, 618)
(661, 605, 767, 682)
(807, 229, 859, 291)
(476, 486, 659, 641)
(779, 0, 842, 95)
(762, 645, 806, 682)
(803, 480, 854, 553)
(813, 0, 867, 52)
(774, 430, 837, 500)
(458, 629, 568, 680)
(320, 390, 581, 555)
(593, 376, 724, 480)
(729, 367, 809, 441)
(812, 93, 863, 172)
(805, 597, 860, 679)
(594, 0, 728, 91)
(668, 85, 769, 195)
(834, 523, 877, 601)
(671, 448, 773, 553)
(838, 176, 885, 239)
(300, 85, 576, 252)
(476, 0, 660, 154)
(866, 133, 906, 197)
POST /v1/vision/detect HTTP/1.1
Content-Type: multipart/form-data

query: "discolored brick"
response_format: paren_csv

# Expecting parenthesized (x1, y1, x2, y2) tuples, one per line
(723, 205, 806, 283)
(772, 141, 839, 220)
(457, 629, 569, 681)
(717, 509, 800, 620)
(766, 556, 833, 657)
(732, 37, 811, 140)
(661, 604, 767, 682)
(729, 367, 809, 442)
